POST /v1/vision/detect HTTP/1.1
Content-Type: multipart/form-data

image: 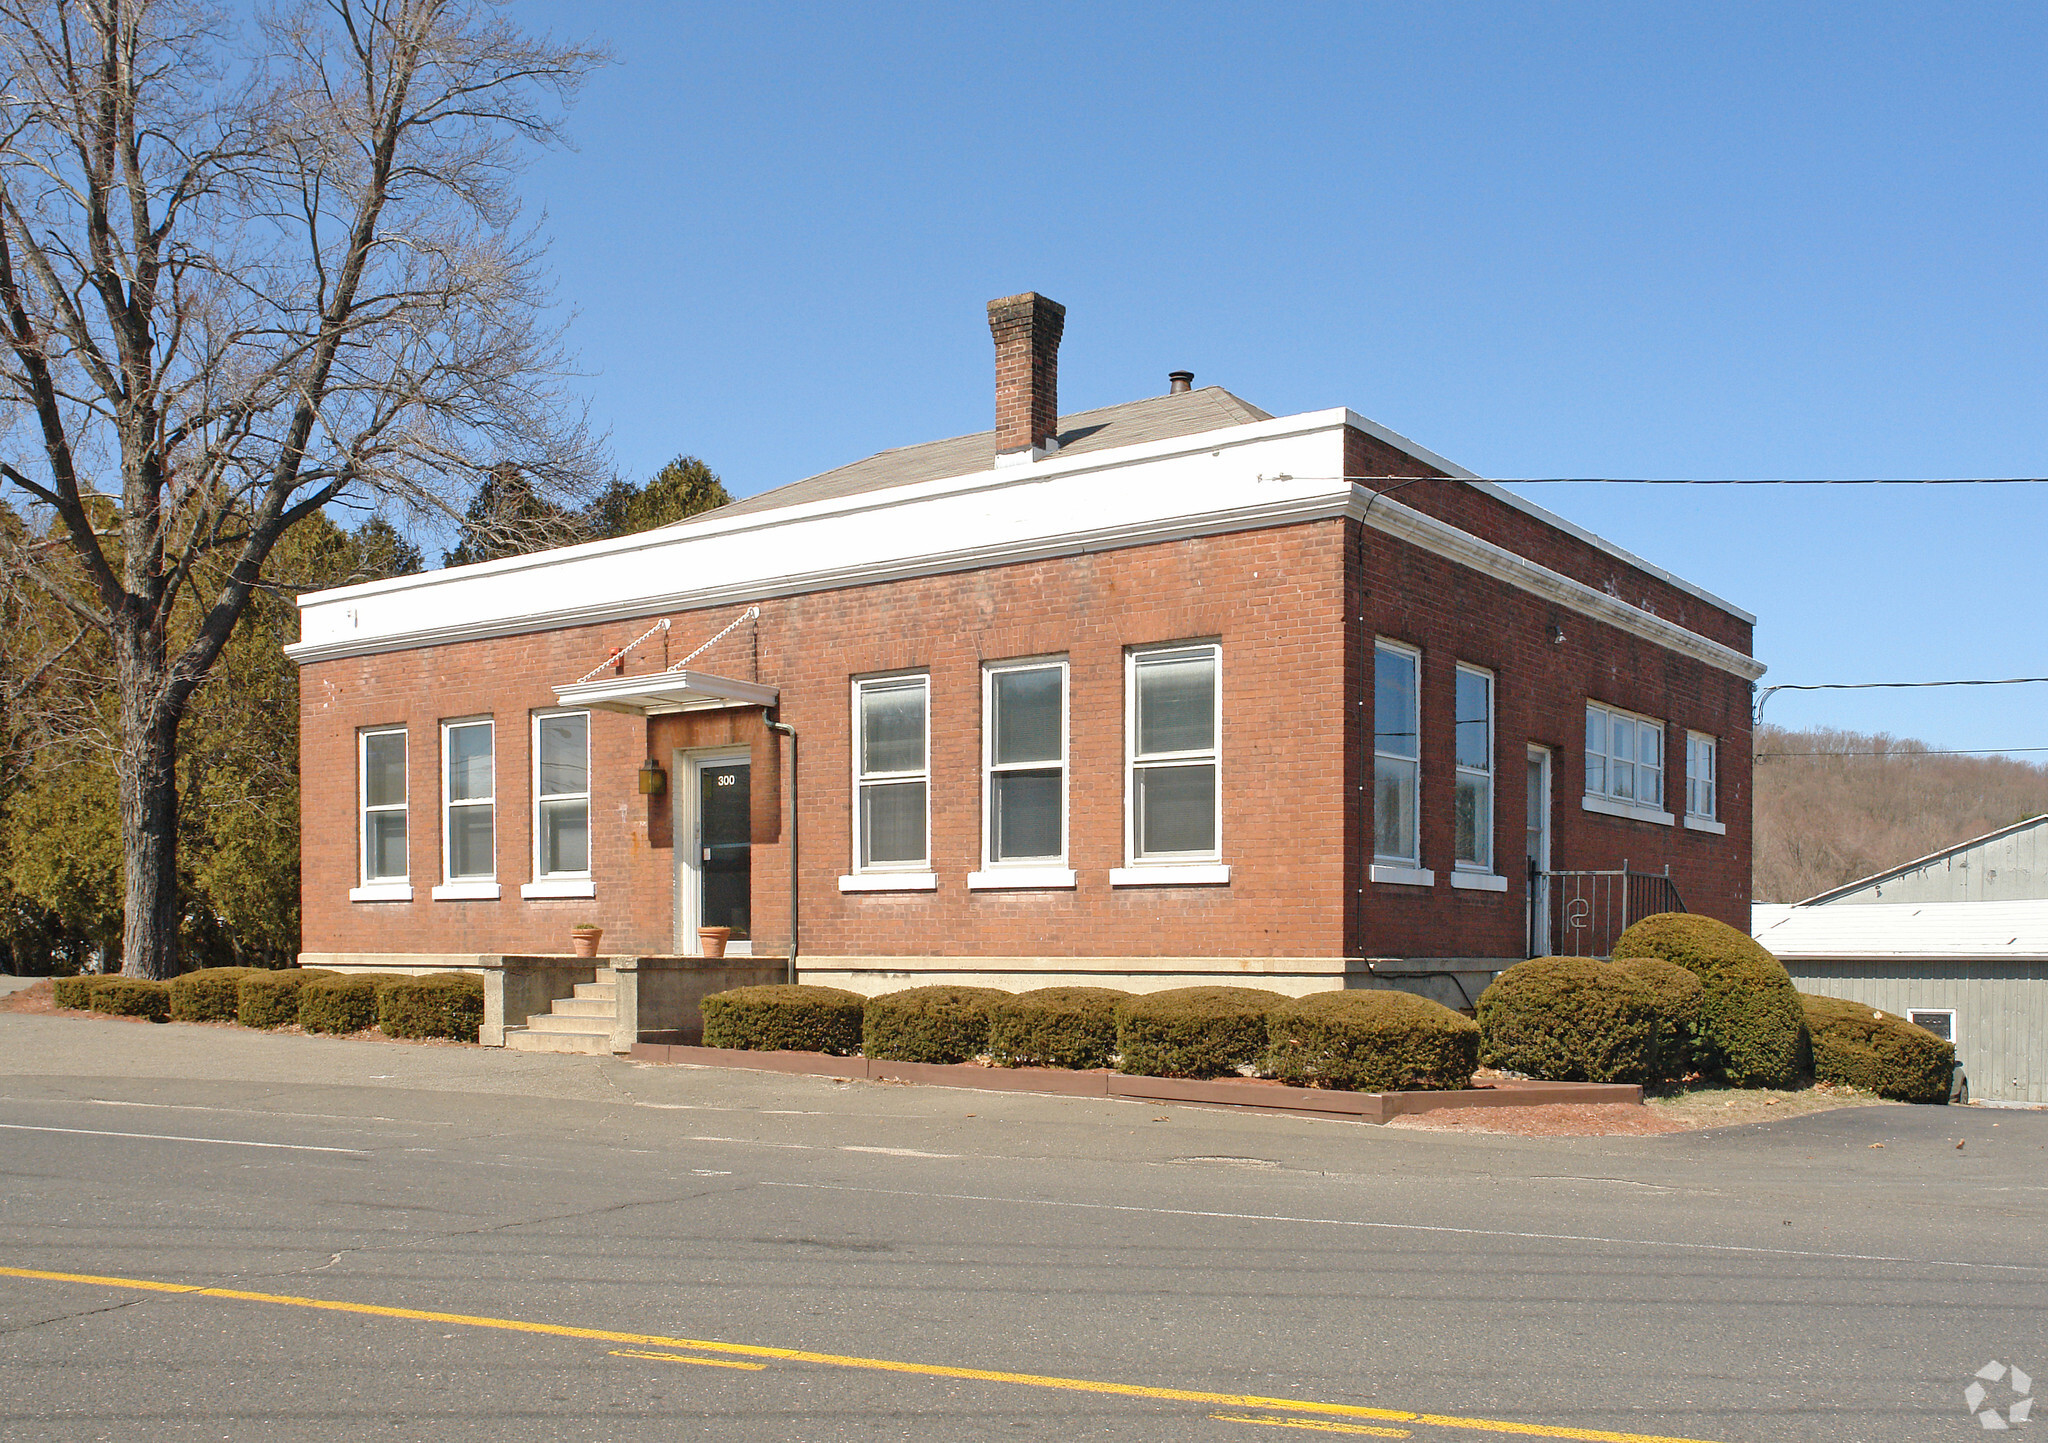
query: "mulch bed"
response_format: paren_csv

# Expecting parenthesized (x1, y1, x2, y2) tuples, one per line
(1389, 1102, 1689, 1136)
(0, 979, 58, 1014)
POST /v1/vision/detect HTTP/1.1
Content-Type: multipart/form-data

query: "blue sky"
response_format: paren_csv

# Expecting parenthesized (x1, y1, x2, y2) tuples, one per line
(506, 1, 2047, 755)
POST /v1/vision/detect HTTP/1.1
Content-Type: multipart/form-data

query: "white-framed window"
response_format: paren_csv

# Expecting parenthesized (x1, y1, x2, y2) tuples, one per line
(1123, 643, 1222, 871)
(1454, 665, 1494, 872)
(1908, 1008, 1956, 1043)
(533, 710, 590, 879)
(1685, 731, 1718, 822)
(1584, 701, 1670, 823)
(973, 658, 1071, 888)
(356, 727, 408, 898)
(1374, 641, 1421, 866)
(440, 718, 496, 890)
(852, 674, 930, 874)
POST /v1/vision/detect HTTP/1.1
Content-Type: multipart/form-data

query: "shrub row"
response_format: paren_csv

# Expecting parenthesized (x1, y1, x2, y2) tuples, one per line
(293, 971, 483, 1040)
(1612, 913, 1806, 1089)
(1479, 915, 1954, 1101)
(55, 973, 174, 1021)
(702, 984, 864, 1055)
(1801, 993, 1955, 1103)
(54, 966, 480, 1042)
(697, 983, 1479, 1091)
(1477, 955, 1702, 1085)
(91, 978, 171, 1022)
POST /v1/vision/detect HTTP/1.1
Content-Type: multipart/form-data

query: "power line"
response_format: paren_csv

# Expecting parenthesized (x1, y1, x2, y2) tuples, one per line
(1759, 747, 2048, 759)
(1755, 677, 2048, 725)
(1341, 475, 2048, 486)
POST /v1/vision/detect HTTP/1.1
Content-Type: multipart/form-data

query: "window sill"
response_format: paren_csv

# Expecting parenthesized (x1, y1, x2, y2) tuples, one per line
(1369, 864, 1436, 888)
(1683, 814, 1727, 835)
(521, 878, 595, 899)
(1449, 871, 1508, 893)
(968, 867, 1076, 890)
(1581, 795, 1675, 827)
(838, 872, 937, 893)
(349, 882, 413, 903)
(431, 880, 501, 901)
(1109, 864, 1230, 887)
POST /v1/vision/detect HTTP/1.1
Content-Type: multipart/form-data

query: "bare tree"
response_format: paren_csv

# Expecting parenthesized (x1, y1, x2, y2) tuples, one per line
(0, 0, 606, 977)
(1753, 725, 2048, 901)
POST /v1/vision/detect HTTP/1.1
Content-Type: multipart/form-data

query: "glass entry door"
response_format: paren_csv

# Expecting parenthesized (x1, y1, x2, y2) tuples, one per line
(679, 752, 751, 953)
(1525, 745, 1551, 957)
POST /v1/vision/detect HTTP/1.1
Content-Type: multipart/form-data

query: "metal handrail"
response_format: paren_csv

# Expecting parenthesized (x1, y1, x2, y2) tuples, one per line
(1528, 859, 1686, 958)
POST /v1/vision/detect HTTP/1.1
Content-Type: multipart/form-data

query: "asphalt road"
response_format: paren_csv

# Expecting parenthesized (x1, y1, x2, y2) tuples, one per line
(0, 1011, 2042, 1443)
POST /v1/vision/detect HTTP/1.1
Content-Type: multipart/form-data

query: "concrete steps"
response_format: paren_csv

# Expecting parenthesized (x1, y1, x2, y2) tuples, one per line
(504, 968, 618, 1055)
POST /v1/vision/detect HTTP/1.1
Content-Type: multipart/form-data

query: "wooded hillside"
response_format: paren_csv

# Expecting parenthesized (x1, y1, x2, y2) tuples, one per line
(1753, 726, 2048, 902)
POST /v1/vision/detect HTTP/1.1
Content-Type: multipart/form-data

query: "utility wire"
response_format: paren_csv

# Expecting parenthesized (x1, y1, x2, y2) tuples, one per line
(1336, 475, 2048, 486)
(1758, 747, 2048, 759)
(1755, 676, 2048, 725)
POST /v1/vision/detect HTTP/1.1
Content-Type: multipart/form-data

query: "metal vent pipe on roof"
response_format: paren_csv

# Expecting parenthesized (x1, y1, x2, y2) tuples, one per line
(1169, 370, 1193, 394)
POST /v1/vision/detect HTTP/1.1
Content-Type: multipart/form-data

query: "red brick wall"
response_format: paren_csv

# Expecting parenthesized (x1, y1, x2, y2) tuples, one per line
(301, 523, 1356, 960)
(300, 509, 1751, 964)
(1346, 516, 1753, 958)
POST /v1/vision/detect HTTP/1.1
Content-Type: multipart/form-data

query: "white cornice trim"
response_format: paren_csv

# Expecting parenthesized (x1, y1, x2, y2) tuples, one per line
(285, 409, 1761, 684)
(1340, 410, 1755, 625)
(1347, 487, 1768, 682)
(284, 487, 1351, 665)
(294, 408, 1356, 614)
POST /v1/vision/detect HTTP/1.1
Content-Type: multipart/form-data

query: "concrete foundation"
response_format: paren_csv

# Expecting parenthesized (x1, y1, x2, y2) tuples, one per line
(299, 952, 785, 1051)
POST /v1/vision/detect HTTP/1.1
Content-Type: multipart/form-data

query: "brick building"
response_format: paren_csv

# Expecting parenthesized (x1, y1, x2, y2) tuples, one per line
(289, 293, 1762, 1048)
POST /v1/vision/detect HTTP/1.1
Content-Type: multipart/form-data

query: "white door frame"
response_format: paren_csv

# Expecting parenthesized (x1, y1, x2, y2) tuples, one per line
(674, 746, 754, 957)
(1526, 744, 1552, 958)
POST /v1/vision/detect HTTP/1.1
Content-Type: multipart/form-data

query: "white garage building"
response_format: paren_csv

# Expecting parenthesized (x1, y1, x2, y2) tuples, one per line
(1753, 815, 2048, 1106)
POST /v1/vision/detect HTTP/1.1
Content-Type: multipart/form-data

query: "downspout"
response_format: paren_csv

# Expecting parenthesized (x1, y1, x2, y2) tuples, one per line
(764, 716, 798, 985)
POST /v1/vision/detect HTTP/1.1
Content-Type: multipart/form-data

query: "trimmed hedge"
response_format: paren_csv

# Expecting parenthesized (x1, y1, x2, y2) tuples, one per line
(1115, 987, 1285, 1079)
(378, 972, 485, 1042)
(1267, 989, 1480, 1091)
(863, 985, 1007, 1064)
(298, 974, 404, 1034)
(1802, 994, 1955, 1103)
(89, 978, 171, 1022)
(1613, 913, 1806, 1089)
(987, 987, 1129, 1070)
(236, 969, 334, 1029)
(700, 984, 866, 1055)
(1618, 956, 1705, 1085)
(169, 967, 261, 1023)
(1477, 957, 1660, 1083)
(53, 975, 118, 1010)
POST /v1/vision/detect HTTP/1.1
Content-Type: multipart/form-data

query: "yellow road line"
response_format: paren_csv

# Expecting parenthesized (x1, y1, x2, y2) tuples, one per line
(1212, 1411, 1413, 1435)
(0, 1264, 1725, 1443)
(610, 1348, 767, 1371)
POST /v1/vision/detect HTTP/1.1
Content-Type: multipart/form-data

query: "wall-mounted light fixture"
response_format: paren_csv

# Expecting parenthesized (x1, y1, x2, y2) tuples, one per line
(1548, 624, 1567, 645)
(637, 757, 667, 795)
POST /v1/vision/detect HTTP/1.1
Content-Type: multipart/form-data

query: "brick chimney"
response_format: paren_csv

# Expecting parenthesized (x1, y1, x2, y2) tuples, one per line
(987, 292, 1066, 461)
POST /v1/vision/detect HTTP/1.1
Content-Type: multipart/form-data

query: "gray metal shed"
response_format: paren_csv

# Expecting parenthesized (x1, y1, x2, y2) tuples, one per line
(1752, 815, 2048, 1105)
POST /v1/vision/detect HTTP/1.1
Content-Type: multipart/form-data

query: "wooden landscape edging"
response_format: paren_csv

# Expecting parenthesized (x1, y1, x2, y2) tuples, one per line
(626, 1042, 1643, 1123)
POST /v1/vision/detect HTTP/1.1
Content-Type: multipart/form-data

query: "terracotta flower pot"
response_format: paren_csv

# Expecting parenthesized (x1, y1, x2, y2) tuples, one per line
(571, 927, 603, 958)
(697, 926, 732, 959)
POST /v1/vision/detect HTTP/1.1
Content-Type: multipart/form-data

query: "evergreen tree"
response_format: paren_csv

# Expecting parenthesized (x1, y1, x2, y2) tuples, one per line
(587, 456, 733, 539)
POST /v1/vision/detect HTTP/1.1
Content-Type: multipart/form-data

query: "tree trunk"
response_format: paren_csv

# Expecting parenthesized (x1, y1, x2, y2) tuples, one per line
(117, 630, 182, 980)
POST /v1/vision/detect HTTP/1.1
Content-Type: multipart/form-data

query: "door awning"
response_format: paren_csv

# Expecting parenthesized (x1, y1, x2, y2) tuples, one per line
(551, 669, 779, 717)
